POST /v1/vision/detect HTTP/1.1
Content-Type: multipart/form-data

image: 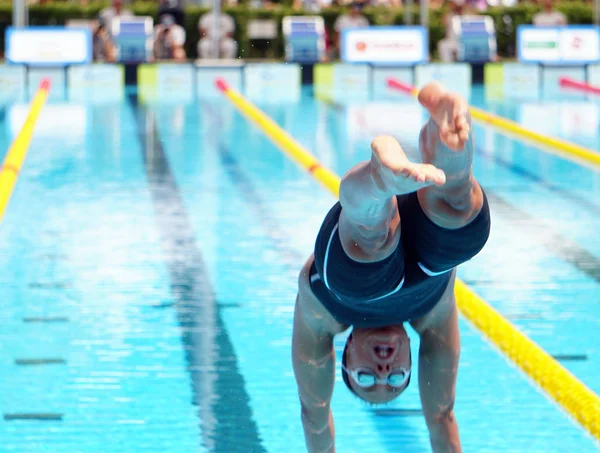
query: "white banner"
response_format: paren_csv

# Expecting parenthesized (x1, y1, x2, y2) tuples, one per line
(519, 28, 560, 62)
(518, 26, 600, 64)
(6, 27, 91, 66)
(560, 28, 600, 62)
(341, 26, 427, 64)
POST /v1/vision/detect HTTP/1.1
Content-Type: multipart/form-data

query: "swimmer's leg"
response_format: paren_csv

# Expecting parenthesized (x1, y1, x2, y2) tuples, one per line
(417, 81, 484, 229)
(337, 136, 445, 264)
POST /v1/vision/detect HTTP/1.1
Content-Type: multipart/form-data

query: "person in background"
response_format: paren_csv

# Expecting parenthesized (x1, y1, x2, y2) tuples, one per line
(369, 0, 401, 7)
(154, 14, 187, 61)
(93, 18, 116, 62)
(293, 0, 330, 11)
(533, 0, 567, 26)
(333, 2, 369, 58)
(197, 1, 238, 59)
(437, 0, 465, 62)
(99, 0, 134, 35)
(158, 0, 185, 28)
(465, 0, 488, 11)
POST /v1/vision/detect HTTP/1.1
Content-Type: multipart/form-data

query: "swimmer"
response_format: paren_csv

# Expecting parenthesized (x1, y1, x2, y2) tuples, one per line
(292, 81, 491, 453)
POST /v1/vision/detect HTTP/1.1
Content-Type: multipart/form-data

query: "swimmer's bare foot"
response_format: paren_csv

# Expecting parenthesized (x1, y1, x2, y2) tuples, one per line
(418, 82, 474, 185)
(370, 135, 446, 197)
(417, 82, 484, 226)
(418, 81, 471, 151)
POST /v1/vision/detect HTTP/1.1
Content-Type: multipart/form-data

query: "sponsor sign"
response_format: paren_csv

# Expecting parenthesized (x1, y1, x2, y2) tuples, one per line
(518, 25, 600, 64)
(6, 26, 92, 66)
(341, 26, 428, 65)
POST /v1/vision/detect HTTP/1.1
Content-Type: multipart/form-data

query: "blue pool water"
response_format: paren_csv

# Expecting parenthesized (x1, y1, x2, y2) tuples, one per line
(1, 84, 599, 452)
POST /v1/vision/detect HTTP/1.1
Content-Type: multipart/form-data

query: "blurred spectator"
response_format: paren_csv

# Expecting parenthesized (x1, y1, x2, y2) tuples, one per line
(466, 0, 488, 11)
(333, 2, 369, 57)
(197, 2, 238, 59)
(158, 0, 185, 28)
(154, 14, 187, 61)
(369, 0, 401, 7)
(99, 0, 133, 36)
(533, 0, 567, 26)
(93, 18, 116, 62)
(437, 0, 465, 62)
(293, 0, 333, 12)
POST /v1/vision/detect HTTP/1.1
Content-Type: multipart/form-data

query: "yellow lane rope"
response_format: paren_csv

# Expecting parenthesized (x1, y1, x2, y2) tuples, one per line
(216, 77, 600, 441)
(0, 79, 51, 224)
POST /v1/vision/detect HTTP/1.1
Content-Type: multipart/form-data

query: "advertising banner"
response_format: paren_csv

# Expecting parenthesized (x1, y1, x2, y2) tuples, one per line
(518, 26, 600, 64)
(6, 27, 91, 66)
(341, 26, 428, 65)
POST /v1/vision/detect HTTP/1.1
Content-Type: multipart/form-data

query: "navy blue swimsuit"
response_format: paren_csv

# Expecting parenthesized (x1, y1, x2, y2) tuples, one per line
(310, 191, 490, 328)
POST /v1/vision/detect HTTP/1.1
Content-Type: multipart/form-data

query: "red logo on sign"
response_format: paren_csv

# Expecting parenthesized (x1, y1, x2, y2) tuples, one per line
(572, 36, 582, 49)
(356, 41, 367, 52)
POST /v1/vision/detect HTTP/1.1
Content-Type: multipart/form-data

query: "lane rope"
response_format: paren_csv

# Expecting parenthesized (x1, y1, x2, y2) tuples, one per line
(0, 79, 51, 225)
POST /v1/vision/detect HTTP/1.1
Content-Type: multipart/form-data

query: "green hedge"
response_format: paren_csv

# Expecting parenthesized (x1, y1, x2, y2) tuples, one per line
(0, 2, 594, 59)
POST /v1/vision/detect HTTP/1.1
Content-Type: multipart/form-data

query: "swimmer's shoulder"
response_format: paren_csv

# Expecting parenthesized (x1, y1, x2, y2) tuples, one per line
(298, 255, 348, 335)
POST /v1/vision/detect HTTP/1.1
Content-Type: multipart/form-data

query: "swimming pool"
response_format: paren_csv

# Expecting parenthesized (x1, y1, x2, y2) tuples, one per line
(1, 83, 599, 452)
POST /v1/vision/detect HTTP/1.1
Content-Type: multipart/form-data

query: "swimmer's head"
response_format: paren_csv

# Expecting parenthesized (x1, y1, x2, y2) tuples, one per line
(341, 325, 412, 405)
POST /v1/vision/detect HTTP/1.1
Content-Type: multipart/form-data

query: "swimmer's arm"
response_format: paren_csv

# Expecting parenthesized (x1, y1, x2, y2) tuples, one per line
(292, 297, 336, 453)
(292, 262, 345, 453)
(413, 299, 462, 453)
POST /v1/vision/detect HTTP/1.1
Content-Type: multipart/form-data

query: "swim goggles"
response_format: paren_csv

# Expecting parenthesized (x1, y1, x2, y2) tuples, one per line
(342, 364, 411, 389)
